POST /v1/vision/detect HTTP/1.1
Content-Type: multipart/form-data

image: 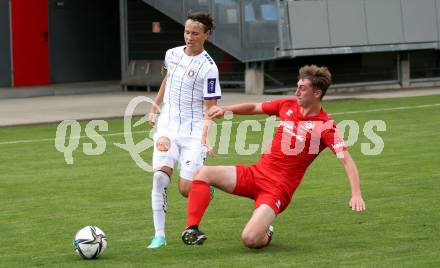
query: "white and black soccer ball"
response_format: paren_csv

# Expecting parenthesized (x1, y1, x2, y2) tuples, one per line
(73, 226, 107, 259)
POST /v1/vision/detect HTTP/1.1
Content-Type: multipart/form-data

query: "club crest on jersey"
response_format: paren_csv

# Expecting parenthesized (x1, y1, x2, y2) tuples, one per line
(207, 78, 216, 93)
(305, 121, 315, 130)
(187, 69, 196, 78)
(286, 109, 293, 116)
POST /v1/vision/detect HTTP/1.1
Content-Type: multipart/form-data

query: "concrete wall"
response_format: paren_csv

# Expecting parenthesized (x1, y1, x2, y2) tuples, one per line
(0, 0, 11, 87)
(142, 0, 279, 62)
(126, 0, 234, 64)
(127, 0, 182, 60)
(286, 0, 439, 52)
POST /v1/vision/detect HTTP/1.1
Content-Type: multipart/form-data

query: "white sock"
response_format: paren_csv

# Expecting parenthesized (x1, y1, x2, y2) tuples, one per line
(151, 171, 170, 237)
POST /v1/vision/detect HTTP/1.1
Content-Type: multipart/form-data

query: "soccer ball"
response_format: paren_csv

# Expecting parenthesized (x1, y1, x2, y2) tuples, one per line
(73, 226, 107, 259)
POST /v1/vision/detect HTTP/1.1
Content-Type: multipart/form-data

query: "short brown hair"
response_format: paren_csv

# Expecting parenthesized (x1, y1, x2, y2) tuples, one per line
(298, 65, 332, 99)
(187, 11, 215, 34)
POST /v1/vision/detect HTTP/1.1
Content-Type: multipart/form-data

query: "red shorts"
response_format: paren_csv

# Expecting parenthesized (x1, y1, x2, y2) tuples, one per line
(233, 164, 290, 215)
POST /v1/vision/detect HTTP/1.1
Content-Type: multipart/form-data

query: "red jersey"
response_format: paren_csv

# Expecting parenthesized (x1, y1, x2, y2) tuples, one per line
(257, 98, 347, 200)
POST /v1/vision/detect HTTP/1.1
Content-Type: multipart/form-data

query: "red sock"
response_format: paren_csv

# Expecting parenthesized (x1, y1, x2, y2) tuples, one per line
(187, 180, 211, 228)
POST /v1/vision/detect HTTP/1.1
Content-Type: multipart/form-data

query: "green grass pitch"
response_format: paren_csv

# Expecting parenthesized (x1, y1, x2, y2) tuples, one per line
(1, 95, 439, 267)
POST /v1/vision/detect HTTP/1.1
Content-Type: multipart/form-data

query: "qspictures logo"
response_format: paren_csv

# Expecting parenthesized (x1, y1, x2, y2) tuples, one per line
(54, 96, 386, 171)
(54, 96, 158, 171)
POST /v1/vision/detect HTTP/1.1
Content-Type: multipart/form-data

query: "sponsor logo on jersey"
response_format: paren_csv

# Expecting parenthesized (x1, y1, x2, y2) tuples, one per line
(207, 78, 216, 93)
(170, 49, 182, 64)
(171, 56, 181, 64)
(279, 120, 296, 131)
(171, 49, 181, 57)
(280, 120, 305, 142)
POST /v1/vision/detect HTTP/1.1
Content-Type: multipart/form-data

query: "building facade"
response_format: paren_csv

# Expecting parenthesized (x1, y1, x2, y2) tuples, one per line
(1, 0, 440, 94)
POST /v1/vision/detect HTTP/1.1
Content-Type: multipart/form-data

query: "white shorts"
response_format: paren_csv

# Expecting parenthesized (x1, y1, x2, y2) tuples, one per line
(152, 130, 206, 180)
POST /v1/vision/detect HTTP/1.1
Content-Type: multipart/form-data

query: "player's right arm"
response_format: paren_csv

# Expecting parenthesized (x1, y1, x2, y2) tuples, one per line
(148, 75, 167, 127)
(208, 103, 264, 119)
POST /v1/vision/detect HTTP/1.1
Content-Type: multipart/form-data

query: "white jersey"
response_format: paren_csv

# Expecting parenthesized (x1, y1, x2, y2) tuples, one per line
(157, 46, 221, 138)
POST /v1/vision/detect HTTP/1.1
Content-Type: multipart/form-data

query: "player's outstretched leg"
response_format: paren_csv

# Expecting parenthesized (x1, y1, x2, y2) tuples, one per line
(181, 225, 207, 245)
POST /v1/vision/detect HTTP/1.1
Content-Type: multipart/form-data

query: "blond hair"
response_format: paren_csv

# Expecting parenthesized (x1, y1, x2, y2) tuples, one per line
(298, 65, 332, 99)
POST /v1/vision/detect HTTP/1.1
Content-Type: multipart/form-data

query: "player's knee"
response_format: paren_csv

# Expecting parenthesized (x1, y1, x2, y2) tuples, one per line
(179, 180, 191, 197)
(156, 136, 171, 152)
(179, 189, 189, 198)
(194, 167, 204, 179)
(241, 230, 260, 248)
(156, 166, 172, 177)
(194, 166, 211, 183)
(153, 170, 170, 189)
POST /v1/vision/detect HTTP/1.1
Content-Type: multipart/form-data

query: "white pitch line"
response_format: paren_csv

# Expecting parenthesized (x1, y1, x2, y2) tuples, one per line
(0, 131, 147, 145)
(329, 103, 440, 116)
(0, 102, 439, 146)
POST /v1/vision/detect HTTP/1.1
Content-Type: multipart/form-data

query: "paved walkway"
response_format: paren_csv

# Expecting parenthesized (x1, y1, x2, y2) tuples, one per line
(1, 87, 439, 127)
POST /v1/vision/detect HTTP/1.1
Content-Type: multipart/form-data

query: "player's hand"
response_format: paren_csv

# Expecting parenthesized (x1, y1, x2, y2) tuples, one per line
(148, 112, 158, 127)
(207, 106, 225, 119)
(349, 195, 366, 212)
(202, 143, 215, 158)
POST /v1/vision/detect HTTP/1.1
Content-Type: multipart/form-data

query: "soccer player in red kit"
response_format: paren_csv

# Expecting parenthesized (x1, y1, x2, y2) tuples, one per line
(181, 65, 366, 248)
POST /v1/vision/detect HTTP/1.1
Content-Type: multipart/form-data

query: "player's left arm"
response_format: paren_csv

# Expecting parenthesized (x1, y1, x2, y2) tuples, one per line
(201, 65, 221, 155)
(338, 150, 366, 212)
(201, 99, 217, 157)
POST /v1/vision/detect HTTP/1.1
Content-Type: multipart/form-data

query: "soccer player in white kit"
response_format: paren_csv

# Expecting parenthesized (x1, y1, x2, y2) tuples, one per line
(146, 11, 221, 249)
